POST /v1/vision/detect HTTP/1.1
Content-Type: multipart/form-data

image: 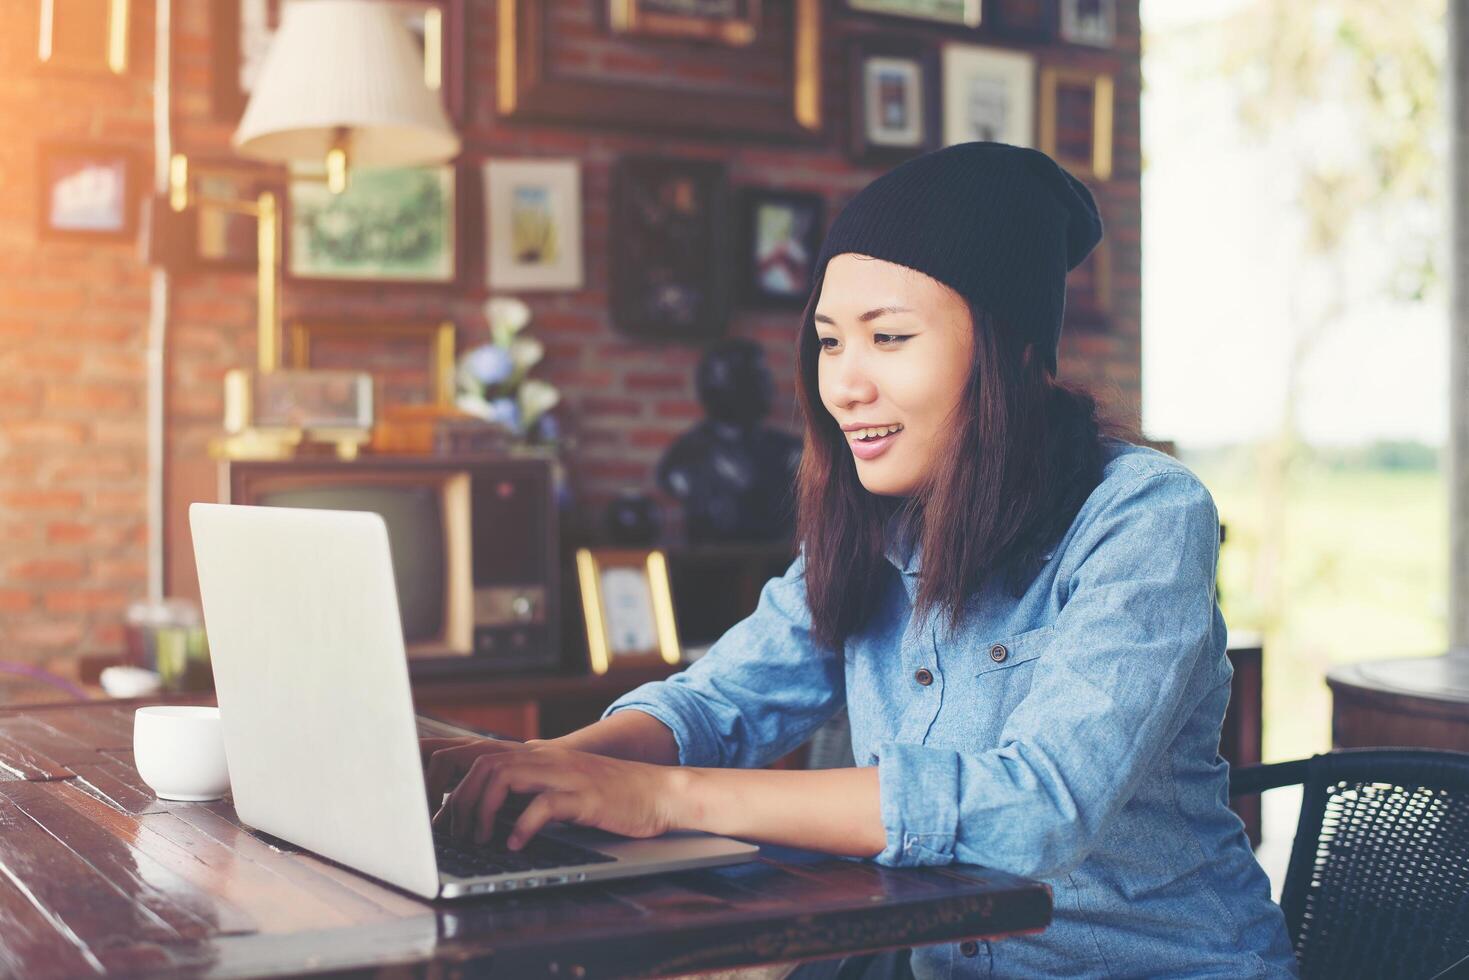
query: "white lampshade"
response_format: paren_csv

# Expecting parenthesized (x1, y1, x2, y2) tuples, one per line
(233, 0, 460, 167)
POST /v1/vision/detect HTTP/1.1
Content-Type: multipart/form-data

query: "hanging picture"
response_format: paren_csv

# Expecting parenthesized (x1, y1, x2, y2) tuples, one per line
(739, 189, 824, 309)
(610, 157, 730, 339)
(1039, 66, 1114, 181)
(37, 0, 130, 74)
(842, 0, 981, 28)
(287, 165, 456, 284)
(607, 0, 760, 46)
(987, 0, 1056, 41)
(484, 158, 584, 291)
(941, 44, 1035, 148)
(1059, 0, 1115, 47)
(848, 38, 938, 162)
(37, 142, 136, 241)
(575, 548, 683, 675)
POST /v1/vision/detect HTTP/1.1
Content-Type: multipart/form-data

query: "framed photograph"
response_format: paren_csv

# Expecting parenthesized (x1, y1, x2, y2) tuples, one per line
(1039, 66, 1114, 181)
(610, 157, 730, 339)
(739, 189, 823, 309)
(37, 143, 136, 241)
(848, 38, 939, 162)
(38, 0, 129, 74)
(1059, 0, 1115, 47)
(250, 370, 375, 430)
(287, 165, 457, 284)
(986, 0, 1056, 41)
(608, 0, 759, 46)
(485, 159, 584, 291)
(941, 43, 1035, 148)
(575, 548, 683, 675)
(842, 0, 980, 28)
(212, 0, 467, 123)
(288, 320, 457, 408)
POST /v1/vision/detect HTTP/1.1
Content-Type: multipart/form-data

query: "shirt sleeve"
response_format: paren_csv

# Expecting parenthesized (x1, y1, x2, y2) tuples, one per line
(601, 552, 847, 769)
(872, 470, 1226, 879)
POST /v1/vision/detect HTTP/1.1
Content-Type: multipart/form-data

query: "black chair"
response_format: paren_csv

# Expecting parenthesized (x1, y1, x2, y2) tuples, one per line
(1229, 748, 1469, 980)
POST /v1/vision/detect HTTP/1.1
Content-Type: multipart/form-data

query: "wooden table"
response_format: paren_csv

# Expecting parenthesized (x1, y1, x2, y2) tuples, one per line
(0, 700, 1052, 979)
(1328, 653, 1469, 751)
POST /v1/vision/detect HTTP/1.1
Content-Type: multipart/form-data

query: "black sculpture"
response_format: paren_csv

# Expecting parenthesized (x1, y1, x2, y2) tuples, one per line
(656, 339, 802, 544)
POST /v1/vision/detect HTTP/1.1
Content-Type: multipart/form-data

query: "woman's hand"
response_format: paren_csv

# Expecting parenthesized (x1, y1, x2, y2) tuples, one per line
(420, 736, 688, 850)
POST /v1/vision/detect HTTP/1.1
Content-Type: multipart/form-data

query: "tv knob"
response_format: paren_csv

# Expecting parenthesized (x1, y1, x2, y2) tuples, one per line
(511, 595, 534, 621)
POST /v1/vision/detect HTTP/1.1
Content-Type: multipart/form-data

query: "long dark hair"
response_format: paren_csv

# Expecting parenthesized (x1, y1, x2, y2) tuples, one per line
(793, 270, 1136, 652)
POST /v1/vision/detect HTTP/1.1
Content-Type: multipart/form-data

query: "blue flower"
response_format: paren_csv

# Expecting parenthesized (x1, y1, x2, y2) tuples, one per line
(464, 345, 514, 386)
(487, 397, 521, 432)
(535, 413, 560, 443)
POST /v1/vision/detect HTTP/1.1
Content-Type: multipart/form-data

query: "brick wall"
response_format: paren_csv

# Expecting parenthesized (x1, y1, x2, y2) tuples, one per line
(2, 1, 1141, 663)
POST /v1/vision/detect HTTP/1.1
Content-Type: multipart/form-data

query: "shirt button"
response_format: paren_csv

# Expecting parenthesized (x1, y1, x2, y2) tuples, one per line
(989, 643, 1008, 663)
(914, 668, 933, 686)
(959, 941, 980, 957)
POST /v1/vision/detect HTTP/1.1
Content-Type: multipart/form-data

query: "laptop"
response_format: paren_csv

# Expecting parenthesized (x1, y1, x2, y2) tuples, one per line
(189, 502, 760, 901)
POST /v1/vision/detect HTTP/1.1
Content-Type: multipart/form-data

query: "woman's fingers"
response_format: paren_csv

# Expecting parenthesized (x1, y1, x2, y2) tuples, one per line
(508, 790, 584, 850)
(422, 737, 521, 808)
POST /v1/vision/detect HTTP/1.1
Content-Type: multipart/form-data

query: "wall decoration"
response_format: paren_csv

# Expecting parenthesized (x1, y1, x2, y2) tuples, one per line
(986, 0, 1056, 41)
(212, 0, 467, 123)
(498, 0, 822, 140)
(842, 0, 980, 28)
(610, 157, 730, 339)
(1059, 0, 1115, 47)
(608, 0, 760, 46)
(941, 43, 1035, 148)
(38, 0, 129, 74)
(288, 320, 457, 408)
(37, 143, 136, 241)
(287, 165, 456, 284)
(848, 38, 938, 162)
(1039, 66, 1114, 181)
(575, 548, 683, 675)
(250, 369, 375, 431)
(739, 188, 823, 309)
(485, 159, 584, 291)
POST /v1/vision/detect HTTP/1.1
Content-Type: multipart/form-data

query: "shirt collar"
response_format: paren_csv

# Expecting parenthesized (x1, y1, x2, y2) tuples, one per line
(883, 510, 923, 576)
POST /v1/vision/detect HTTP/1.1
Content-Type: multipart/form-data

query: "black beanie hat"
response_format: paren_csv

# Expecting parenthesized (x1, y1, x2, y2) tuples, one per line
(813, 141, 1103, 375)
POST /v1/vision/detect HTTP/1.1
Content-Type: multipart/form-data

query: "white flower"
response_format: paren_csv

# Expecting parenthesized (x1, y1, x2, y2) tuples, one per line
(485, 297, 531, 347)
(517, 379, 560, 428)
(509, 337, 544, 377)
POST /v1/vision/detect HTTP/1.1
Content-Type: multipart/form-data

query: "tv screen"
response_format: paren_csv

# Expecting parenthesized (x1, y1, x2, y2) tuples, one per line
(257, 485, 446, 644)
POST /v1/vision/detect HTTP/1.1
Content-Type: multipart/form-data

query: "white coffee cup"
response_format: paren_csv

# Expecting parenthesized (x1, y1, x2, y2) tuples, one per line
(133, 705, 231, 802)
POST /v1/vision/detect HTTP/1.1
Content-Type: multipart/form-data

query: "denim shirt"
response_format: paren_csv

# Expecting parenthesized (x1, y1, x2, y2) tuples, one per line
(604, 439, 1299, 979)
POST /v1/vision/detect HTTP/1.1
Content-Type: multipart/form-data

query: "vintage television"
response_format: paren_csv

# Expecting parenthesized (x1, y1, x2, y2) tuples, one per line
(224, 455, 561, 675)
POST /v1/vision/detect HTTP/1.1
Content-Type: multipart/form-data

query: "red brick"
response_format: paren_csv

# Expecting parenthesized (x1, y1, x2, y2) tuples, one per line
(0, 590, 34, 613)
(45, 522, 96, 545)
(6, 619, 87, 653)
(45, 381, 138, 414)
(1, 489, 85, 511)
(9, 558, 86, 581)
(44, 589, 131, 614)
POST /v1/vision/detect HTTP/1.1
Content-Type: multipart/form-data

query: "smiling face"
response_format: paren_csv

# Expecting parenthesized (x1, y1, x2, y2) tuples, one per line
(813, 253, 977, 497)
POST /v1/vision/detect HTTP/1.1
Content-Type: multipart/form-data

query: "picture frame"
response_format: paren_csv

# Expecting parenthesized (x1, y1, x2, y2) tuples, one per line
(287, 320, 457, 408)
(498, 0, 822, 140)
(1039, 66, 1114, 181)
(739, 188, 824, 309)
(841, 0, 980, 28)
(286, 165, 457, 285)
(941, 43, 1036, 148)
(610, 157, 731, 340)
(575, 548, 683, 675)
(847, 37, 940, 163)
(986, 0, 1056, 42)
(484, 159, 584, 292)
(37, 142, 137, 242)
(249, 369, 375, 431)
(1059, 0, 1116, 47)
(212, 0, 468, 124)
(607, 0, 759, 46)
(38, 0, 129, 74)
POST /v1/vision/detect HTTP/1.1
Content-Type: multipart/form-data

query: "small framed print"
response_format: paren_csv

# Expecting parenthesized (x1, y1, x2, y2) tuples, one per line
(608, 0, 759, 46)
(37, 143, 137, 241)
(842, 0, 980, 29)
(250, 370, 375, 431)
(848, 38, 939, 163)
(1039, 66, 1114, 181)
(484, 158, 585, 292)
(288, 320, 457, 409)
(739, 188, 824, 309)
(941, 44, 1035, 148)
(1059, 0, 1115, 47)
(575, 548, 683, 675)
(38, 0, 130, 74)
(987, 0, 1056, 42)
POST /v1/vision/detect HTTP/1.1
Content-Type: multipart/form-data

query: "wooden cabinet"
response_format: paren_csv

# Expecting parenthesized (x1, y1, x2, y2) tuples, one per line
(1328, 654, 1469, 752)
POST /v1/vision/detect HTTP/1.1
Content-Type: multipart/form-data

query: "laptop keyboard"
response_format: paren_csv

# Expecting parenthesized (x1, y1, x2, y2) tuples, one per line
(433, 828, 617, 879)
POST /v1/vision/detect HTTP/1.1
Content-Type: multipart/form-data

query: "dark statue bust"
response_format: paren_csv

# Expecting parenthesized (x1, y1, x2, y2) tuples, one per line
(656, 339, 803, 544)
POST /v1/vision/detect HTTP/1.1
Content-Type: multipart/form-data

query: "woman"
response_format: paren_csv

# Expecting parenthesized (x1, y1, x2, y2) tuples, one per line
(422, 142, 1298, 979)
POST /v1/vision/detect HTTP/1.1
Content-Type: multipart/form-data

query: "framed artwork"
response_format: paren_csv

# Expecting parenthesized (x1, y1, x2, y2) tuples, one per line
(484, 159, 584, 291)
(575, 548, 683, 675)
(1059, 0, 1115, 47)
(841, 0, 980, 28)
(1065, 235, 1111, 327)
(608, 0, 759, 46)
(212, 0, 467, 123)
(986, 0, 1056, 41)
(287, 165, 457, 284)
(37, 143, 136, 241)
(498, 0, 821, 140)
(288, 320, 457, 408)
(848, 38, 939, 162)
(610, 157, 730, 339)
(941, 44, 1035, 148)
(1039, 66, 1114, 181)
(250, 370, 375, 431)
(739, 189, 824, 309)
(38, 0, 129, 74)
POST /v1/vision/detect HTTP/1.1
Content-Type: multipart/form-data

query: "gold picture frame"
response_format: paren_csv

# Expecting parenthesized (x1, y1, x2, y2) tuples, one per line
(38, 0, 129, 74)
(575, 548, 682, 675)
(608, 0, 759, 46)
(288, 320, 457, 408)
(1039, 66, 1115, 182)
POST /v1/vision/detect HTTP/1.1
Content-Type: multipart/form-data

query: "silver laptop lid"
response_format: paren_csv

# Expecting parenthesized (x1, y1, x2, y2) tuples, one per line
(190, 502, 441, 900)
